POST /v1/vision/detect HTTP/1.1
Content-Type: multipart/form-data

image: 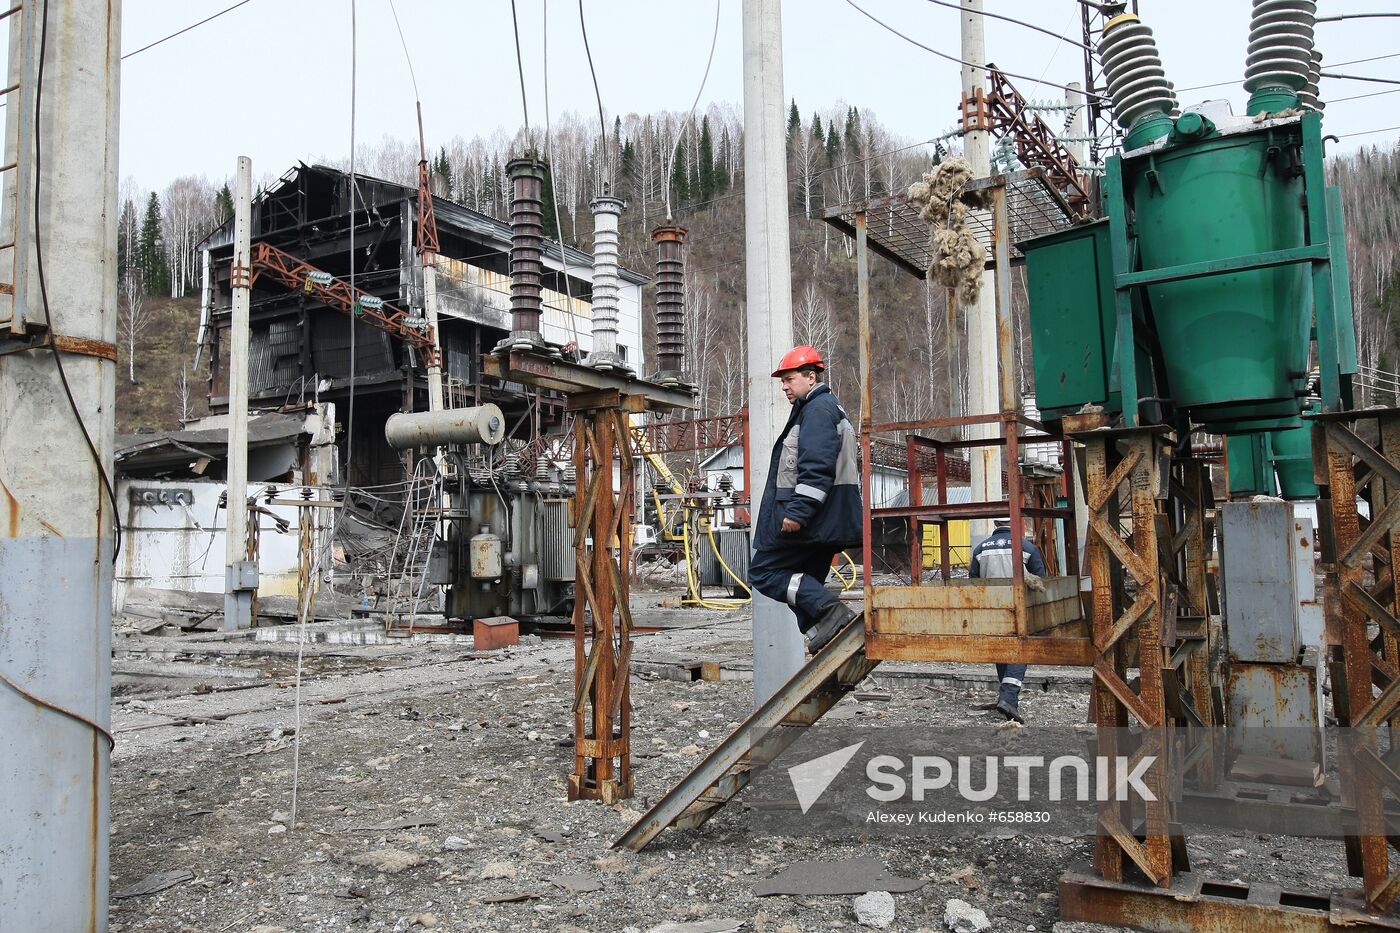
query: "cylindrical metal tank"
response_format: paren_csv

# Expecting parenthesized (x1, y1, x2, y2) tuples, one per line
(540, 499, 575, 582)
(385, 405, 506, 449)
(1130, 126, 1309, 429)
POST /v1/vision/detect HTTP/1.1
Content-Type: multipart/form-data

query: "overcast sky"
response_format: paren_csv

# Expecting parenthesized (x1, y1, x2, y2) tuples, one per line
(118, 0, 1399, 193)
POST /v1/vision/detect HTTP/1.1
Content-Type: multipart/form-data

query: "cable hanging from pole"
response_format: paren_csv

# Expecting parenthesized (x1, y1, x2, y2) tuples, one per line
(665, 0, 722, 222)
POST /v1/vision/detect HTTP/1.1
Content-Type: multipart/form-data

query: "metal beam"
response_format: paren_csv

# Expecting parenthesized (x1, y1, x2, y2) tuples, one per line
(481, 350, 694, 411)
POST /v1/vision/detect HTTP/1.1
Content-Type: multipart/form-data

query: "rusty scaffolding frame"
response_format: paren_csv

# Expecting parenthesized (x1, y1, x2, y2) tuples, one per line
(483, 349, 691, 803)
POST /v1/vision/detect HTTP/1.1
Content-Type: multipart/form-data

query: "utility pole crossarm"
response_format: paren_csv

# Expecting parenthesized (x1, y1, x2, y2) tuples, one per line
(248, 241, 440, 368)
(983, 66, 1092, 214)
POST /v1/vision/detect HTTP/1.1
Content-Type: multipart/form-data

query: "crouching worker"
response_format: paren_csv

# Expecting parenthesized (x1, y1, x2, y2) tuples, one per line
(748, 346, 862, 655)
(969, 517, 1047, 723)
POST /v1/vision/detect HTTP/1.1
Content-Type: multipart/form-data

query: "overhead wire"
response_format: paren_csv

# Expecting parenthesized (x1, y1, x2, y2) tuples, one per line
(121, 0, 257, 59)
(577, 0, 610, 183)
(1321, 72, 1400, 88)
(665, 0, 723, 221)
(542, 0, 584, 355)
(386, 0, 420, 101)
(291, 0, 360, 838)
(924, 0, 1090, 51)
(509, 0, 532, 142)
(843, 0, 1107, 101)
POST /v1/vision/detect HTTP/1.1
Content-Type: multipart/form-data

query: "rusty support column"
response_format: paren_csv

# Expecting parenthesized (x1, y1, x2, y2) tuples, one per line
(1078, 424, 1175, 889)
(990, 180, 1018, 415)
(653, 225, 687, 385)
(569, 397, 636, 803)
(1322, 408, 1400, 909)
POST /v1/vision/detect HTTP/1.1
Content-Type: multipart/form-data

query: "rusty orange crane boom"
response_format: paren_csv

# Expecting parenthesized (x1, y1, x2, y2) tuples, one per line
(248, 241, 440, 368)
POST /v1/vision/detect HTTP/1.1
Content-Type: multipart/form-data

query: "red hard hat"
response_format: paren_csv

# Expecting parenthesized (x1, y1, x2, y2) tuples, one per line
(772, 345, 825, 377)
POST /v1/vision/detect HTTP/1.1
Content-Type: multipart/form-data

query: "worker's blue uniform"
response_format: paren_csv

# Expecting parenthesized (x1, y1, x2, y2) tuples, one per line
(969, 525, 1047, 708)
(747, 383, 862, 632)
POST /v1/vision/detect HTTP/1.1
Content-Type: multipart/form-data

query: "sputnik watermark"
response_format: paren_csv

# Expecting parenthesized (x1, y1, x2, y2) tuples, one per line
(865, 754, 1157, 803)
(786, 750, 1156, 815)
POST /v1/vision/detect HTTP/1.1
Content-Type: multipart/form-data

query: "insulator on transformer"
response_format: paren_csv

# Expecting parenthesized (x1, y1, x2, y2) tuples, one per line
(652, 224, 687, 383)
(505, 157, 547, 340)
(1244, 0, 1316, 95)
(1298, 49, 1324, 111)
(1098, 14, 1178, 132)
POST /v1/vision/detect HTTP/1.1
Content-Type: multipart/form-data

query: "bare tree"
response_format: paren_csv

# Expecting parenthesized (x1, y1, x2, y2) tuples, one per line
(177, 363, 194, 422)
(118, 272, 154, 384)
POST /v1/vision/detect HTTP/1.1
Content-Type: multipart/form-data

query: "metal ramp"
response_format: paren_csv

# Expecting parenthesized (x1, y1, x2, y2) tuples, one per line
(614, 613, 876, 851)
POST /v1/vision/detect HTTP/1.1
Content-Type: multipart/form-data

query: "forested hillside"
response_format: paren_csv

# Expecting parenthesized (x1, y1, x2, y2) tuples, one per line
(116, 104, 1400, 432)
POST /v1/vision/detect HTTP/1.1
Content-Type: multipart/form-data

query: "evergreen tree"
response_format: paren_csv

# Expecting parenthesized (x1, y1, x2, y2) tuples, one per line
(810, 113, 824, 149)
(844, 106, 861, 157)
(697, 116, 716, 201)
(214, 183, 233, 223)
(787, 100, 801, 143)
(716, 128, 732, 192)
(139, 192, 169, 295)
(825, 123, 841, 165)
(540, 159, 559, 239)
(434, 146, 453, 198)
(117, 198, 139, 282)
(669, 147, 689, 209)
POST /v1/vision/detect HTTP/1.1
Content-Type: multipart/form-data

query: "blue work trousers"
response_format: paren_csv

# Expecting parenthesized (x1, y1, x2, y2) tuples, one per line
(996, 663, 1027, 706)
(749, 545, 842, 632)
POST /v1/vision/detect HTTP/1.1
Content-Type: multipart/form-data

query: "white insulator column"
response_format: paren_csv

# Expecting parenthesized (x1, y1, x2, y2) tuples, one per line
(588, 193, 628, 372)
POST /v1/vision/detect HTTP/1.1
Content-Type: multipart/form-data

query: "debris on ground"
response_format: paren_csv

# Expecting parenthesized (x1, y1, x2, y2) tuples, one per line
(854, 889, 897, 928)
(945, 897, 992, 933)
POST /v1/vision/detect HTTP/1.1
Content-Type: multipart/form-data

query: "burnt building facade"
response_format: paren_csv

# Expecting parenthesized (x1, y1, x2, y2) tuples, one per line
(197, 163, 647, 487)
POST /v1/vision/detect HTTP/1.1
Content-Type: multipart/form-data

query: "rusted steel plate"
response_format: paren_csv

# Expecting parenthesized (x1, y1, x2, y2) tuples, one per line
(864, 633, 1095, 665)
(1060, 869, 1400, 932)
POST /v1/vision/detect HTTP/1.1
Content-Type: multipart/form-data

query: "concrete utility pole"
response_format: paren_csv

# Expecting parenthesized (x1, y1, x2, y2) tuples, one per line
(224, 157, 256, 631)
(0, 2, 121, 930)
(742, 0, 804, 705)
(1066, 81, 1088, 165)
(960, 0, 1003, 541)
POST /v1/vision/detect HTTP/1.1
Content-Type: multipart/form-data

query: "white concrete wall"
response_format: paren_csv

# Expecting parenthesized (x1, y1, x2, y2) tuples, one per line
(115, 479, 310, 608)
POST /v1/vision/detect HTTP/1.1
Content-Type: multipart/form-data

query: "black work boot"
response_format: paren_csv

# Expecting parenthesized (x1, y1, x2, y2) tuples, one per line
(804, 602, 857, 655)
(993, 698, 1025, 724)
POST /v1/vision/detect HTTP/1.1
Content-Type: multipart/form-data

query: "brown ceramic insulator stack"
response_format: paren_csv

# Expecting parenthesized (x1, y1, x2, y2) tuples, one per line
(652, 225, 687, 378)
(507, 158, 547, 337)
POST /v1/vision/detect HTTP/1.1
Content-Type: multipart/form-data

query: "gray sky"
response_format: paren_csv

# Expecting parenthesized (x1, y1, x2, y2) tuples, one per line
(119, 0, 1399, 193)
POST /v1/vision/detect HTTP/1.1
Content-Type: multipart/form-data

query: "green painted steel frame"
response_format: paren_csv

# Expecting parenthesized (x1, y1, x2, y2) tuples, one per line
(1106, 112, 1357, 425)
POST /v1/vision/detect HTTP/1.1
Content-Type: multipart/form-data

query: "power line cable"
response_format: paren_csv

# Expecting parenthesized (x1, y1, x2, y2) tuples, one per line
(578, 0, 610, 182)
(843, 0, 1107, 101)
(665, 0, 722, 221)
(1330, 87, 1400, 104)
(292, 0, 360, 836)
(1321, 72, 1400, 87)
(1317, 12, 1400, 22)
(122, 0, 257, 60)
(1337, 125, 1400, 140)
(542, 0, 584, 354)
(386, 0, 420, 101)
(1176, 52, 1400, 93)
(924, 0, 1090, 51)
(510, 0, 532, 141)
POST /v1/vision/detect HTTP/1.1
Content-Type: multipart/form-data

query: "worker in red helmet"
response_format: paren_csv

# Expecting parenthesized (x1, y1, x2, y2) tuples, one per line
(747, 346, 862, 654)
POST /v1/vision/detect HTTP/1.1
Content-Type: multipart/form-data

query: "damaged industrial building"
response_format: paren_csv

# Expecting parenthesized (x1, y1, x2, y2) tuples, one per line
(9, 2, 1400, 933)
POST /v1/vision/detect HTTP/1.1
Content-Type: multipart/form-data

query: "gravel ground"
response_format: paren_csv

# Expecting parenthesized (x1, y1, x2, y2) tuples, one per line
(107, 596, 1353, 933)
